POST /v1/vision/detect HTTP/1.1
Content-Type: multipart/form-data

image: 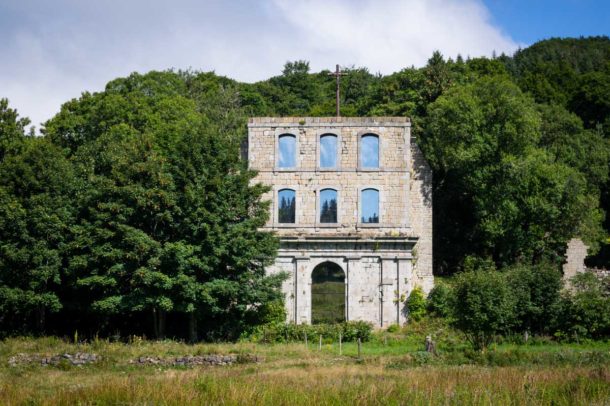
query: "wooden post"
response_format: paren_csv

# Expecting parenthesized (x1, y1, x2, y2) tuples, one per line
(339, 333, 342, 355)
(319, 335, 322, 351)
(305, 332, 308, 349)
(357, 338, 362, 359)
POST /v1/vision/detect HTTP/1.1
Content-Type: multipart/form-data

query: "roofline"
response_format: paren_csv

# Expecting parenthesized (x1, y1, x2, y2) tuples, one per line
(247, 117, 411, 128)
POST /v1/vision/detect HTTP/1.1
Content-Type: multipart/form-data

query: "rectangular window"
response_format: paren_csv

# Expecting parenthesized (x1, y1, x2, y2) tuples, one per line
(360, 134, 379, 169)
(361, 188, 379, 223)
(278, 189, 296, 223)
(278, 134, 296, 168)
(320, 134, 337, 169)
(320, 189, 338, 223)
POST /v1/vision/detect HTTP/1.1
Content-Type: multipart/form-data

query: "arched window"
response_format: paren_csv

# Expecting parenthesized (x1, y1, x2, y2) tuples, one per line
(278, 189, 296, 223)
(278, 134, 296, 168)
(360, 134, 379, 169)
(319, 134, 337, 169)
(361, 188, 379, 223)
(319, 188, 338, 223)
(311, 262, 345, 324)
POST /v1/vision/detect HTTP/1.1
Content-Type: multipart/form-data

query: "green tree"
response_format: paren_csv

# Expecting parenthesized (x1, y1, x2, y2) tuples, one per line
(569, 69, 610, 132)
(558, 272, 610, 339)
(505, 264, 564, 335)
(405, 287, 426, 322)
(452, 269, 516, 350)
(47, 71, 282, 340)
(0, 137, 74, 333)
(422, 76, 605, 271)
(426, 282, 454, 318)
(67, 126, 178, 338)
(0, 98, 30, 162)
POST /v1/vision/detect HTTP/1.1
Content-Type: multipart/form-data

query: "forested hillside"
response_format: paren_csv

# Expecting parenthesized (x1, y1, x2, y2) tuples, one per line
(1, 36, 609, 339)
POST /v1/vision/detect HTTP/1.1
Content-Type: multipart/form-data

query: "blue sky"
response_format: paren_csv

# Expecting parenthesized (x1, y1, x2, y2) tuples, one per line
(0, 0, 608, 129)
(483, 0, 609, 44)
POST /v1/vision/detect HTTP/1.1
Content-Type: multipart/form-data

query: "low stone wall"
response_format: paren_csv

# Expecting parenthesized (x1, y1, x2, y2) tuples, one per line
(8, 352, 100, 367)
(130, 354, 262, 366)
(8, 352, 262, 368)
(586, 267, 610, 279)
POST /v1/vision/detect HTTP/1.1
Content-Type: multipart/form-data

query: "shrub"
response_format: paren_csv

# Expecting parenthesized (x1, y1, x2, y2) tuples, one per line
(406, 287, 426, 322)
(386, 324, 400, 333)
(258, 299, 287, 325)
(243, 321, 373, 343)
(452, 270, 517, 350)
(504, 263, 563, 335)
(427, 282, 454, 318)
(556, 273, 610, 339)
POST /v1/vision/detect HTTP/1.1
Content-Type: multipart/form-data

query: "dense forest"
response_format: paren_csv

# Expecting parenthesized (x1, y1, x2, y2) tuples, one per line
(1, 36, 609, 340)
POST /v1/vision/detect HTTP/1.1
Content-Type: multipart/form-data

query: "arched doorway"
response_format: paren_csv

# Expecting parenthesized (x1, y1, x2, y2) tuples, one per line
(311, 262, 346, 324)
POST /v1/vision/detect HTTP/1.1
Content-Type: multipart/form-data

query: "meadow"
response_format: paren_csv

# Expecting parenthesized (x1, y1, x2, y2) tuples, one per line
(1, 326, 608, 405)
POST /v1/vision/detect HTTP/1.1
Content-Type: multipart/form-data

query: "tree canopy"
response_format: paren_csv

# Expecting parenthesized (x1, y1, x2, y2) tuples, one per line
(1, 36, 610, 338)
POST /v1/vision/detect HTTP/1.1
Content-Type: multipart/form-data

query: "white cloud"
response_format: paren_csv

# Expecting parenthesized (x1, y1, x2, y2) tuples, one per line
(0, 0, 518, 130)
(270, 0, 518, 73)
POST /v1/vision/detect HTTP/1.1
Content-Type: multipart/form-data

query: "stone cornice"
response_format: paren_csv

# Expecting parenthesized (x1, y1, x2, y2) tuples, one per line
(248, 117, 410, 128)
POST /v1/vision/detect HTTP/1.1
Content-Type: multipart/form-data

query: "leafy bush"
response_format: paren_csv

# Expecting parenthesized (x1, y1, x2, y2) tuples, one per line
(243, 321, 373, 343)
(426, 282, 454, 318)
(504, 263, 563, 335)
(257, 300, 287, 325)
(556, 273, 610, 339)
(452, 270, 517, 350)
(386, 324, 400, 333)
(406, 287, 426, 321)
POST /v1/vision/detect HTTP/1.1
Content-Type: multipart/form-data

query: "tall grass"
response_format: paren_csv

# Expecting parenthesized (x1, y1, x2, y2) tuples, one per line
(0, 337, 608, 405)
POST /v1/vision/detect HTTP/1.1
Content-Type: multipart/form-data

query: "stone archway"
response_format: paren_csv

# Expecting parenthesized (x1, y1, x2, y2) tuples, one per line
(311, 261, 346, 324)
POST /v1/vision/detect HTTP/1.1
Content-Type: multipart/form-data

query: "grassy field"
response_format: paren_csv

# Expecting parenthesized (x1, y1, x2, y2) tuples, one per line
(1, 330, 609, 405)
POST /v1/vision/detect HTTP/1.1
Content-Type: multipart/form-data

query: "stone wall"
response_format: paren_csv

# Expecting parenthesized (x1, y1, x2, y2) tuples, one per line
(408, 142, 434, 293)
(248, 117, 412, 234)
(563, 238, 589, 285)
(248, 117, 433, 327)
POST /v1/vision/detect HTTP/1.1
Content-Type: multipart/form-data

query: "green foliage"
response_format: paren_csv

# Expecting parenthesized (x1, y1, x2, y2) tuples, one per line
(245, 321, 373, 343)
(423, 75, 605, 270)
(406, 287, 426, 322)
(386, 324, 400, 333)
(504, 263, 564, 335)
(426, 282, 454, 318)
(2, 36, 610, 339)
(0, 109, 74, 334)
(0, 98, 30, 162)
(42, 71, 282, 340)
(452, 270, 517, 350)
(556, 273, 610, 339)
(257, 300, 287, 326)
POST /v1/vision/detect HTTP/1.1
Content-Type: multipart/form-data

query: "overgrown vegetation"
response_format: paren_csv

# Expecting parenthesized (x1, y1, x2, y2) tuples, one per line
(244, 321, 373, 343)
(434, 265, 610, 349)
(0, 335, 608, 405)
(1, 36, 610, 341)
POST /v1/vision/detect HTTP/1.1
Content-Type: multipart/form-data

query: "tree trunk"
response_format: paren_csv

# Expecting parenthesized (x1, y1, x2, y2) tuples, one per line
(188, 312, 198, 343)
(152, 308, 159, 339)
(158, 309, 166, 339)
(36, 304, 46, 333)
(152, 308, 167, 339)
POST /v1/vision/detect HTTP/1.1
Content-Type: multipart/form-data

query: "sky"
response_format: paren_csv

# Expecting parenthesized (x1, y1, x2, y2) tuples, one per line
(0, 0, 608, 129)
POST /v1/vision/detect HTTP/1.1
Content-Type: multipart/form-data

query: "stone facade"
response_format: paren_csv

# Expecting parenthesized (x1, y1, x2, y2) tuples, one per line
(563, 238, 610, 287)
(247, 117, 433, 327)
(563, 238, 589, 284)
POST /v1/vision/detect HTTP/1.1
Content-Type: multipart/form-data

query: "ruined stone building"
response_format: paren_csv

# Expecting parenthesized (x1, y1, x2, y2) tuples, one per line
(247, 117, 433, 327)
